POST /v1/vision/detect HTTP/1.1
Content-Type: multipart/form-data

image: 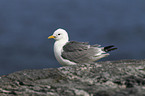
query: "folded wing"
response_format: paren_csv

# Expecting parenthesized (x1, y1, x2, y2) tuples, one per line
(61, 41, 103, 63)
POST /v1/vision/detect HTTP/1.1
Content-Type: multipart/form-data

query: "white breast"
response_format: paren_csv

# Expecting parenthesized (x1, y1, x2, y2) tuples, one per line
(54, 40, 76, 66)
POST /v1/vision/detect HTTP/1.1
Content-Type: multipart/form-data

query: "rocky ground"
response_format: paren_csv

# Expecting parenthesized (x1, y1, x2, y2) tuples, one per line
(0, 59, 145, 96)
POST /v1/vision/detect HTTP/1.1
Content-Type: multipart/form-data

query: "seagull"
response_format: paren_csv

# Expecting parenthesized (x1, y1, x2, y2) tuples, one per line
(48, 28, 117, 66)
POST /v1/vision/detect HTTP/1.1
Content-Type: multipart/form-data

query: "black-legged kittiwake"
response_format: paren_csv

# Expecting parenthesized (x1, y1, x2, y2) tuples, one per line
(48, 28, 117, 66)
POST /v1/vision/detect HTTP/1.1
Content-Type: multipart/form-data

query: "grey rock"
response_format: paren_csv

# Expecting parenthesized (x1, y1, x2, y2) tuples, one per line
(0, 59, 145, 96)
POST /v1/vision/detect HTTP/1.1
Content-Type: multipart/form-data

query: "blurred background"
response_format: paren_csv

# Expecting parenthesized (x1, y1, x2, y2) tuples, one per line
(0, 0, 145, 76)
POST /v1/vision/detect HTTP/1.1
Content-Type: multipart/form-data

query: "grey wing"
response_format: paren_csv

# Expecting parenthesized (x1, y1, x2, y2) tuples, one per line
(63, 41, 89, 51)
(61, 41, 102, 63)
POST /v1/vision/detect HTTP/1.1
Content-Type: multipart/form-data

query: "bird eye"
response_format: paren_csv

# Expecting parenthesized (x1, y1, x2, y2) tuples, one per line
(58, 34, 60, 35)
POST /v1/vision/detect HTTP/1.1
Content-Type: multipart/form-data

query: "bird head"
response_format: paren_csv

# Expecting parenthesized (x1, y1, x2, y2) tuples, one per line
(48, 28, 69, 41)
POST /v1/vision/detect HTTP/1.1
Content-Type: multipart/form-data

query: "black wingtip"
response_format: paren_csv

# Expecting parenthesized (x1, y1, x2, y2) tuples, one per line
(104, 45, 117, 52)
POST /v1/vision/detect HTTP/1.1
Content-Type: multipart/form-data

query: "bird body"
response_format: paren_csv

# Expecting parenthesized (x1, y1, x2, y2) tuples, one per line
(48, 28, 117, 66)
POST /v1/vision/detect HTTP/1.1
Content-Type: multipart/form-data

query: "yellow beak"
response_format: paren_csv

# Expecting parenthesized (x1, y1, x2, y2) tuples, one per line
(48, 35, 55, 39)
